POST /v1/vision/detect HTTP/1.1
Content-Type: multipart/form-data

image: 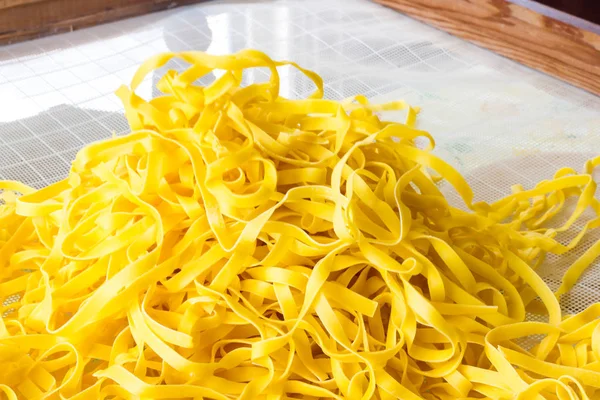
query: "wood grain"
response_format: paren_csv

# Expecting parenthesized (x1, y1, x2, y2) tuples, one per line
(0, 0, 46, 9)
(373, 0, 600, 96)
(0, 0, 205, 45)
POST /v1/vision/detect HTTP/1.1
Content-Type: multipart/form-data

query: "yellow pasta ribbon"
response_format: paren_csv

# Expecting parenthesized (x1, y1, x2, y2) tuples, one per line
(0, 48, 599, 400)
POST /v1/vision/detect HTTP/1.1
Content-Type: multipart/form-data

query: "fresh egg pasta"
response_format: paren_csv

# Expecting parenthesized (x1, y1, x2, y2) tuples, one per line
(0, 49, 599, 400)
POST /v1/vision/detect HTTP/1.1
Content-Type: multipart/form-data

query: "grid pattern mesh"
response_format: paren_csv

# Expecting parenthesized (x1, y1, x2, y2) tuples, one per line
(0, 0, 599, 315)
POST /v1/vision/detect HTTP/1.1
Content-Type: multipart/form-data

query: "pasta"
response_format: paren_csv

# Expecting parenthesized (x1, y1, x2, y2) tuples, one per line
(1, 48, 600, 399)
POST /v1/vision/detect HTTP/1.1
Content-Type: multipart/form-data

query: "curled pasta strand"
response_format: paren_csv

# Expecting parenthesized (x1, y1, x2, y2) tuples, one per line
(0, 49, 599, 400)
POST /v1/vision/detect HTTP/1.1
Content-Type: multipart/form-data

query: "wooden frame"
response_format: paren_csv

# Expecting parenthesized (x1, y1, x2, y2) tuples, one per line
(373, 0, 600, 96)
(0, 0, 205, 45)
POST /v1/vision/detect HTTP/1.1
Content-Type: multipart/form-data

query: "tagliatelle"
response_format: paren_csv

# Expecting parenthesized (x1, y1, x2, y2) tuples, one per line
(1, 49, 600, 400)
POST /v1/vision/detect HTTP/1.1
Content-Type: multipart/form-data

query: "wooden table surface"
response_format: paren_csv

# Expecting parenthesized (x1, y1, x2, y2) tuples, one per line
(0, 0, 205, 45)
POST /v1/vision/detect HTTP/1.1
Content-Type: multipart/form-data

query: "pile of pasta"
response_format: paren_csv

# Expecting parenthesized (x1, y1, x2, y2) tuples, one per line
(1, 49, 600, 400)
